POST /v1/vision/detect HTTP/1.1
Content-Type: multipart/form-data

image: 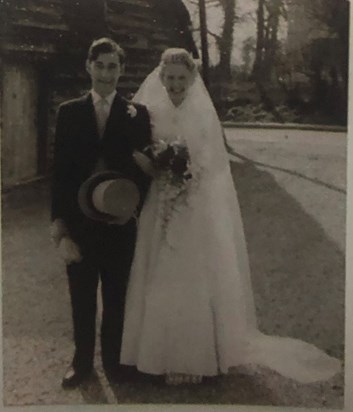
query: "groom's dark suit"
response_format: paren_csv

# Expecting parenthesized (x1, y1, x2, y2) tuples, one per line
(51, 91, 151, 375)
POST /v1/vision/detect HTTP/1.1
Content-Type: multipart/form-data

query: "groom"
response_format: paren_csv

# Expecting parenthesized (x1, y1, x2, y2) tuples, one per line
(51, 37, 151, 388)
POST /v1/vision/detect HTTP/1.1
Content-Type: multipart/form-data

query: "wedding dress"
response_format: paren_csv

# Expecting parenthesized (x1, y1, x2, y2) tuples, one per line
(120, 68, 341, 383)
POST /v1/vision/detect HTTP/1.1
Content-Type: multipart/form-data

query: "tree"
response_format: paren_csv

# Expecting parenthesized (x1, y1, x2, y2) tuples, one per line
(287, 0, 349, 123)
(215, 0, 236, 79)
(305, 0, 349, 90)
(242, 36, 256, 75)
(252, 0, 286, 83)
(252, 0, 287, 121)
(189, 0, 237, 80)
(252, 0, 265, 80)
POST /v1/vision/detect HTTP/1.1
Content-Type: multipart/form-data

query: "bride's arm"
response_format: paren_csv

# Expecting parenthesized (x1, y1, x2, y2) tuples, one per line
(132, 151, 159, 178)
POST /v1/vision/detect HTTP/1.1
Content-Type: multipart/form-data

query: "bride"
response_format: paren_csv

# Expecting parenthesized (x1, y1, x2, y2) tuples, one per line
(120, 48, 341, 385)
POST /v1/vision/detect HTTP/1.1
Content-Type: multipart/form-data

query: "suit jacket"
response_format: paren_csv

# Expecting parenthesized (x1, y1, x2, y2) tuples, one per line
(51, 92, 152, 244)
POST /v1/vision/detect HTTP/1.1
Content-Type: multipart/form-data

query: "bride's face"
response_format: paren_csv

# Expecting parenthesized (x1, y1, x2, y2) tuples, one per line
(160, 63, 194, 106)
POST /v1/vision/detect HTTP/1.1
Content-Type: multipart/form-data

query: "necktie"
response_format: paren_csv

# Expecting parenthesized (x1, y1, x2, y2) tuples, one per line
(96, 98, 109, 138)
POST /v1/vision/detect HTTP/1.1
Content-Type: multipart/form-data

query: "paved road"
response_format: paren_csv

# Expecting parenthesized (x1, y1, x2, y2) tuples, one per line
(1, 128, 346, 408)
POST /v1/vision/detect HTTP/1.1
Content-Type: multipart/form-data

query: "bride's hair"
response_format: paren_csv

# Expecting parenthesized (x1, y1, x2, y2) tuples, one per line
(159, 48, 196, 74)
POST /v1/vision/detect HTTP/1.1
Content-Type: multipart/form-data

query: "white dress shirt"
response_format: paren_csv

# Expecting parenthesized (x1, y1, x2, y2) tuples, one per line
(91, 89, 117, 138)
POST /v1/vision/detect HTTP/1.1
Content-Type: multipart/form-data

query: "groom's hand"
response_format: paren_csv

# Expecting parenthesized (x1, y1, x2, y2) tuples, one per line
(50, 218, 69, 247)
(58, 237, 82, 265)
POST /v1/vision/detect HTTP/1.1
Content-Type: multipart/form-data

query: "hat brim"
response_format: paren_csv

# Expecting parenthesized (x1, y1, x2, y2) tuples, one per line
(78, 171, 140, 224)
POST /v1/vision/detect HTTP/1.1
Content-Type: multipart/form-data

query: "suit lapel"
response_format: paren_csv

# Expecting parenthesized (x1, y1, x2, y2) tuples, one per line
(81, 92, 100, 142)
(104, 93, 126, 139)
(101, 94, 133, 169)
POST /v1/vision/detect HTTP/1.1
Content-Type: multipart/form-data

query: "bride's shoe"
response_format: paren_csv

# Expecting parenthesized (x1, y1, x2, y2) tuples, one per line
(165, 373, 202, 385)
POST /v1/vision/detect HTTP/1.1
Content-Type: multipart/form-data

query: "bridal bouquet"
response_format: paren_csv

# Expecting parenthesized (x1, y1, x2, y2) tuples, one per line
(153, 139, 192, 184)
(151, 138, 193, 242)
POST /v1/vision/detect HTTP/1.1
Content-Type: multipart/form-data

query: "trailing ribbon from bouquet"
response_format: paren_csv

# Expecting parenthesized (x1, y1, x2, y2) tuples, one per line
(150, 137, 194, 242)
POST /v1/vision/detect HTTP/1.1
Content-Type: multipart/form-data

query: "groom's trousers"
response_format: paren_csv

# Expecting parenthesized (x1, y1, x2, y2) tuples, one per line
(66, 221, 136, 374)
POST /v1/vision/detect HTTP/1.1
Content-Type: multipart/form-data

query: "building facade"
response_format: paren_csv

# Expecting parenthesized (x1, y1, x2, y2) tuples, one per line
(0, 0, 197, 188)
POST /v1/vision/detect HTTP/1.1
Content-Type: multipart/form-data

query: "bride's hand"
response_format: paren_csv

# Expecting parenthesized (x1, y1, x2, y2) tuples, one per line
(133, 151, 158, 178)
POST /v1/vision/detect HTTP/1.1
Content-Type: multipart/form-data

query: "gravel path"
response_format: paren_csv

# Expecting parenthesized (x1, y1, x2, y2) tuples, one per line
(1, 127, 346, 408)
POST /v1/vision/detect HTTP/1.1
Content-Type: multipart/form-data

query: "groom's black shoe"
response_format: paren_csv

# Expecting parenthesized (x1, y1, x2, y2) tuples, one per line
(104, 364, 136, 384)
(61, 366, 92, 389)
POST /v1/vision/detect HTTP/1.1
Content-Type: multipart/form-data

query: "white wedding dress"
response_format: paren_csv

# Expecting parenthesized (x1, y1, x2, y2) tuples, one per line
(120, 69, 341, 383)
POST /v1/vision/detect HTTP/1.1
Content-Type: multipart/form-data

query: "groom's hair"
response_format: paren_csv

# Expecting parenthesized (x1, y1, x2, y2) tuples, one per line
(87, 37, 125, 65)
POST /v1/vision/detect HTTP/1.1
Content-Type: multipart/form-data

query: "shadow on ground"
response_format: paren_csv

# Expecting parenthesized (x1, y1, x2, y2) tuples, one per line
(230, 159, 345, 359)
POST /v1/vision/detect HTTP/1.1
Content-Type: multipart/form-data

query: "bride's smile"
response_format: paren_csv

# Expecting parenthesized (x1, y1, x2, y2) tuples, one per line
(160, 63, 195, 106)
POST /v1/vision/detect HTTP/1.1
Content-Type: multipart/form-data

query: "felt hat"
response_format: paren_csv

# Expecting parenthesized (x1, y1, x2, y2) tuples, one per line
(78, 171, 140, 224)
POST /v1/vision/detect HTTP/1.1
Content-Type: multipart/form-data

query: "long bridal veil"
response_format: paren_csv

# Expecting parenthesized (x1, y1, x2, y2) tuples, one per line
(131, 66, 342, 383)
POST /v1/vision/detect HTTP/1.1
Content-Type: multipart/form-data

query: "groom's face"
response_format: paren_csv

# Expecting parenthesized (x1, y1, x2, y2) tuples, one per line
(161, 63, 194, 106)
(86, 52, 122, 97)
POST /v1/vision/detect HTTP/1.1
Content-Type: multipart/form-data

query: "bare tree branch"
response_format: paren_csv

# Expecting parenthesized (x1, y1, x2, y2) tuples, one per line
(188, 0, 220, 6)
(191, 25, 222, 41)
(207, 29, 222, 41)
(207, 0, 222, 6)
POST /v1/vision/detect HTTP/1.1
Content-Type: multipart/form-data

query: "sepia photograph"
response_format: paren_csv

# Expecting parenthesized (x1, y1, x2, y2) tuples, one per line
(0, 0, 349, 409)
